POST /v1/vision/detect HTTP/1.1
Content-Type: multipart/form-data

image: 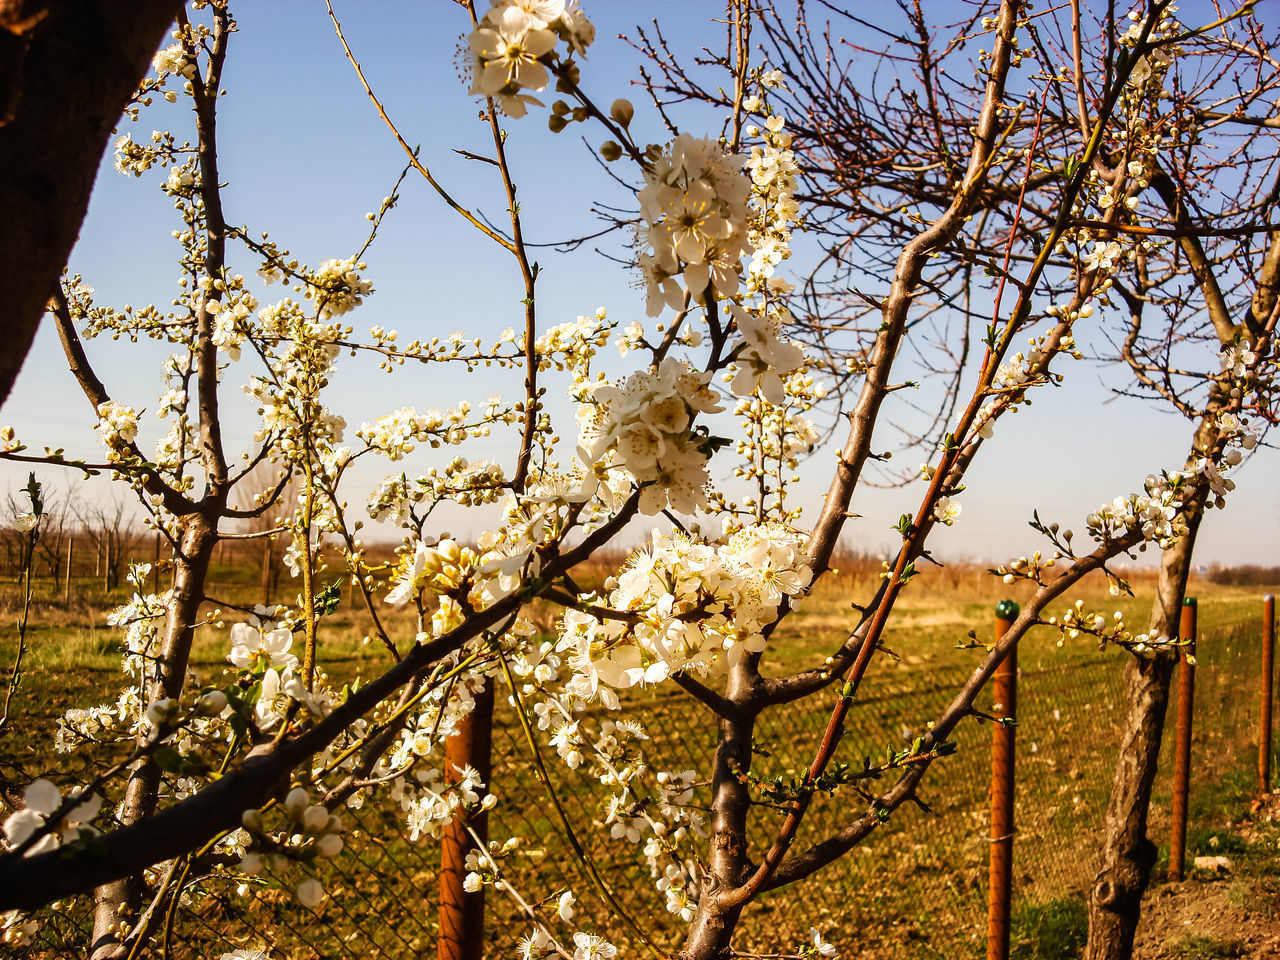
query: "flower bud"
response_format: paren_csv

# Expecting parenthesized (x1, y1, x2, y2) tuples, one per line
(295, 878, 325, 908)
(610, 98, 634, 127)
(284, 787, 309, 817)
(145, 698, 180, 727)
(239, 852, 264, 875)
(241, 809, 264, 833)
(600, 141, 623, 162)
(196, 690, 228, 716)
(438, 539, 461, 565)
(316, 834, 344, 858)
(303, 805, 329, 833)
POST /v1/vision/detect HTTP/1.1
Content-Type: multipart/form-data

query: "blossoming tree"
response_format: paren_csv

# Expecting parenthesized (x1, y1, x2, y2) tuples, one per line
(0, 1, 1274, 959)
(643, 3, 1279, 955)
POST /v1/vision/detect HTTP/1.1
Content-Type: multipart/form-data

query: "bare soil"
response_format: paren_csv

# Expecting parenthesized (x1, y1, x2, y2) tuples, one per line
(1134, 795, 1280, 960)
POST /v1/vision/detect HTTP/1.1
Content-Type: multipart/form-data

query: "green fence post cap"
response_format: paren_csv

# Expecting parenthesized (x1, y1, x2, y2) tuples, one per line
(1182, 596, 1197, 607)
(995, 599, 1020, 620)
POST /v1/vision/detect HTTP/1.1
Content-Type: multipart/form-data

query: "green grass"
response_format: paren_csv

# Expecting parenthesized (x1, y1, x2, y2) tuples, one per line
(1011, 897, 1088, 960)
(1163, 934, 1248, 959)
(3, 569, 1277, 958)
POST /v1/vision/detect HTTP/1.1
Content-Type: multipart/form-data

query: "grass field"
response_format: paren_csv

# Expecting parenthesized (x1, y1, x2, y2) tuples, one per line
(1, 554, 1276, 958)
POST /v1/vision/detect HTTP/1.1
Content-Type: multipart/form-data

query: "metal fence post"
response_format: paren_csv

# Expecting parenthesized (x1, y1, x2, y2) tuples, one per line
(987, 599, 1019, 960)
(439, 679, 495, 960)
(1261, 594, 1276, 794)
(1169, 597, 1197, 881)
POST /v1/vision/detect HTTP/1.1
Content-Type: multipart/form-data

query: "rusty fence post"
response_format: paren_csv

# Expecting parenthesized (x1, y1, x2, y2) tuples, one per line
(1169, 597, 1197, 881)
(439, 678, 495, 960)
(1261, 594, 1276, 795)
(987, 599, 1019, 960)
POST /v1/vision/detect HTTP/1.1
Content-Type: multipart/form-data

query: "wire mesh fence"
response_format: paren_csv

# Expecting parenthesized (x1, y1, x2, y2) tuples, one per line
(12, 611, 1273, 958)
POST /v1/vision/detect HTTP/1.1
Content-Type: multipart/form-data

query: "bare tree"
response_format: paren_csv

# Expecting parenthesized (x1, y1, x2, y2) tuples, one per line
(75, 494, 143, 593)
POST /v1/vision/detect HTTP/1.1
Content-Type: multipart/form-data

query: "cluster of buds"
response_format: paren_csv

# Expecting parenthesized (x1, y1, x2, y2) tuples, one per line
(239, 788, 345, 908)
(1, 910, 38, 947)
(385, 537, 476, 607)
(992, 551, 1060, 586)
(461, 837, 523, 893)
(1047, 600, 1184, 658)
(144, 688, 229, 732)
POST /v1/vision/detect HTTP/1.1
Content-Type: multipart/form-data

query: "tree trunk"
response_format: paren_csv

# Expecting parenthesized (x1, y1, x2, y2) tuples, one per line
(89, 515, 214, 960)
(0, 0, 184, 406)
(680, 664, 758, 960)
(1086, 508, 1203, 960)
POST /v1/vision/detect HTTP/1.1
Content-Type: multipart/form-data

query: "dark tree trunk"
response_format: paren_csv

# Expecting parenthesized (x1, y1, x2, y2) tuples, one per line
(680, 663, 758, 960)
(89, 515, 215, 960)
(0, 0, 183, 406)
(1086, 511, 1203, 960)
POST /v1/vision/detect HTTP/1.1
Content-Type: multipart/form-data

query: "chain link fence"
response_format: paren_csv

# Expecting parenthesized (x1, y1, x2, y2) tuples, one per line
(13, 613, 1272, 958)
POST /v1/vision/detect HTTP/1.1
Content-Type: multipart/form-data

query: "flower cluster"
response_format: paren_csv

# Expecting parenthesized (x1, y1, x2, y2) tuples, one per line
(970, 330, 1079, 443)
(1, 909, 38, 947)
(326, 666, 497, 844)
(576, 357, 723, 515)
(993, 550, 1059, 586)
(1120, 5, 1181, 90)
(95, 399, 140, 452)
(1085, 471, 1187, 549)
(306, 257, 373, 321)
(226, 611, 334, 731)
(2, 779, 102, 857)
(557, 525, 811, 704)
(152, 42, 197, 79)
(727, 107, 806, 404)
(366, 457, 508, 525)
(467, 0, 594, 117)
(239, 787, 346, 908)
(743, 114, 800, 290)
(207, 292, 258, 361)
(534, 309, 612, 372)
(357, 402, 494, 460)
(638, 134, 753, 314)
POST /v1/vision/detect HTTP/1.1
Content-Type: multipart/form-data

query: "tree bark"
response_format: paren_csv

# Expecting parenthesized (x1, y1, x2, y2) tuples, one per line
(680, 662, 758, 960)
(89, 514, 215, 960)
(0, 0, 183, 406)
(1085, 504, 1204, 960)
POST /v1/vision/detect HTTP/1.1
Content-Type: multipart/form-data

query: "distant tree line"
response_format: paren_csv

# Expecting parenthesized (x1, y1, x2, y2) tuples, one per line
(1207, 564, 1280, 587)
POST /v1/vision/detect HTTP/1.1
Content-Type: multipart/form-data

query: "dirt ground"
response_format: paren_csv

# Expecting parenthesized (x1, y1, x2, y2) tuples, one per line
(1133, 795, 1280, 960)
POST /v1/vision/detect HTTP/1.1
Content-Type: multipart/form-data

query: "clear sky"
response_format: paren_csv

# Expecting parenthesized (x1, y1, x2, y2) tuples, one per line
(1, 0, 1275, 568)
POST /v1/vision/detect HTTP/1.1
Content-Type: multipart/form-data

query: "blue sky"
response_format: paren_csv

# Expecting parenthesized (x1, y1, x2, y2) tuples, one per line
(1, 0, 1275, 567)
